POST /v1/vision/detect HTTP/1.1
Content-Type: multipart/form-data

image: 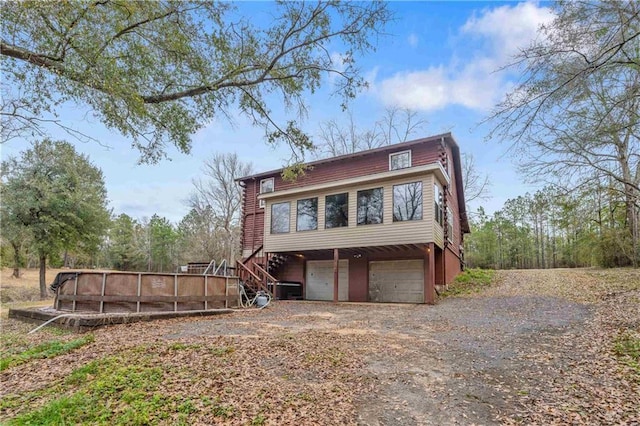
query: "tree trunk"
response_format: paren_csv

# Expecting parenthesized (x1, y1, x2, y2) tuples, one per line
(39, 252, 48, 299)
(11, 241, 23, 278)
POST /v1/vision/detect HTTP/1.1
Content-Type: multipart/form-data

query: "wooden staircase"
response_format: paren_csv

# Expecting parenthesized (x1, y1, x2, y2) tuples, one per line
(267, 253, 288, 276)
(236, 245, 279, 299)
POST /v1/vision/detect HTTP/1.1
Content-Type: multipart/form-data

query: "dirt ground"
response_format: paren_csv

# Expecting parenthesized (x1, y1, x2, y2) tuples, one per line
(1, 268, 639, 424)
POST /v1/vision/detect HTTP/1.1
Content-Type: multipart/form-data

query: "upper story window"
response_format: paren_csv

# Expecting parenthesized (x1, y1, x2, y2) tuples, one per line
(357, 188, 384, 225)
(434, 184, 443, 226)
(389, 150, 411, 170)
(296, 197, 318, 231)
(271, 202, 290, 234)
(260, 178, 274, 194)
(393, 182, 423, 222)
(446, 207, 454, 242)
(325, 193, 348, 229)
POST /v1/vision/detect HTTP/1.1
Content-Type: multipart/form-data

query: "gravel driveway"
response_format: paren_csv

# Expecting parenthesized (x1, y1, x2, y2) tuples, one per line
(160, 268, 639, 425)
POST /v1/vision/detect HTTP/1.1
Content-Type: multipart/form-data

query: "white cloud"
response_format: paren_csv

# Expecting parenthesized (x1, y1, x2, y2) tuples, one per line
(407, 33, 419, 48)
(461, 2, 554, 60)
(377, 2, 554, 112)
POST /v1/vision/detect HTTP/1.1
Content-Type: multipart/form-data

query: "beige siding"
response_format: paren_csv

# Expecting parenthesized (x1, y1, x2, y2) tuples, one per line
(265, 174, 437, 252)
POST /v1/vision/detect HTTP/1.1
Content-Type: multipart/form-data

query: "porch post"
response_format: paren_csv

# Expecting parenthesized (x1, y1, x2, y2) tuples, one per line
(333, 248, 339, 303)
(425, 243, 436, 304)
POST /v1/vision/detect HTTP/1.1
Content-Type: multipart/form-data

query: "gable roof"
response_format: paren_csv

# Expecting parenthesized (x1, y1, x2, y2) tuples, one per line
(237, 132, 470, 233)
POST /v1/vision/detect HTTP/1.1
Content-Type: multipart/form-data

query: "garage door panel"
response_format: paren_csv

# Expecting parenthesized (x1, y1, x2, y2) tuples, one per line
(369, 260, 424, 303)
(306, 260, 348, 301)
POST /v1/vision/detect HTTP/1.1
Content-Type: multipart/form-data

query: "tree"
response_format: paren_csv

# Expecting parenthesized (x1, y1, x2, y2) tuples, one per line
(461, 152, 491, 207)
(0, 139, 110, 298)
(176, 207, 222, 265)
(107, 213, 144, 271)
(315, 107, 428, 157)
(189, 153, 252, 263)
(0, 203, 32, 278)
(1, 1, 391, 163)
(488, 0, 640, 266)
(147, 215, 178, 272)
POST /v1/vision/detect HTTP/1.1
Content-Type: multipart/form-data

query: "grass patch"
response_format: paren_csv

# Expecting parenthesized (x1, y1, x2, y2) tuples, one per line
(440, 268, 495, 297)
(7, 352, 167, 425)
(0, 334, 94, 371)
(613, 331, 640, 379)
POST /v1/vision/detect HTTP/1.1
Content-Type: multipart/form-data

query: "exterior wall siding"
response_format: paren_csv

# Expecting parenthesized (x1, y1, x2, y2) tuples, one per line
(240, 179, 265, 255)
(445, 246, 462, 284)
(271, 142, 441, 192)
(263, 174, 436, 252)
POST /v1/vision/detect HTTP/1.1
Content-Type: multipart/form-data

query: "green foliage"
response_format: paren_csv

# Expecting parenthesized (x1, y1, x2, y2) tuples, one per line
(8, 353, 166, 425)
(251, 413, 267, 425)
(467, 182, 635, 270)
(0, 334, 94, 372)
(613, 331, 640, 379)
(441, 268, 495, 297)
(107, 213, 144, 271)
(2, 2, 391, 162)
(148, 214, 178, 272)
(0, 139, 110, 294)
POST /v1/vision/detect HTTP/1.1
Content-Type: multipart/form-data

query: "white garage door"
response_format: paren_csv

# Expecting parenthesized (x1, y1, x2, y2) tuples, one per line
(369, 260, 424, 303)
(306, 260, 349, 301)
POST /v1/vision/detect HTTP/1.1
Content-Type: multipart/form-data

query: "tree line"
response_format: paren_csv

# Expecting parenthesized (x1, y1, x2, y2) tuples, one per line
(466, 179, 638, 269)
(0, 140, 249, 298)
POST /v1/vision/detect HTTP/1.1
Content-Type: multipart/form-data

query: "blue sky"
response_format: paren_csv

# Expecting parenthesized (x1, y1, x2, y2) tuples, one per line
(2, 1, 554, 223)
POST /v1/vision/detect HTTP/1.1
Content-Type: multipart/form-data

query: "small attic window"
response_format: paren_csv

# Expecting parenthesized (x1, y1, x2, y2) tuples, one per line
(260, 178, 274, 194)
(389, 150, 411, 170)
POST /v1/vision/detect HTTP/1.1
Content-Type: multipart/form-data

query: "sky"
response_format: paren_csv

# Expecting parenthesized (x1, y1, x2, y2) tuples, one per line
(1, 1, 555, 224)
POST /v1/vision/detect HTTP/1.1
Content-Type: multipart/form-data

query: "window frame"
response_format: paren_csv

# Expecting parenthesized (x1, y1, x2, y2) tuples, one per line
(392, 181, 423, 222)
(389, 150, 412, 171)
(296, 197, 318, 232)
(434, 184, 443, 226)
(260, 177, 274, 194)
(357, 187, 384, 226)
(270, 201, 290, 234)
(325, 192, 349, 229)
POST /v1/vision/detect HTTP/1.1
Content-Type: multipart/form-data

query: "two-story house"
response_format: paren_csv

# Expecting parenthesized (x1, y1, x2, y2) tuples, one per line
(236, 132, 470, 304)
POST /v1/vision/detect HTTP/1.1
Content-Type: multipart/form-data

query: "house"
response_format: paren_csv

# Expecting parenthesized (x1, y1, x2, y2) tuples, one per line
(236, 132, 470, 304)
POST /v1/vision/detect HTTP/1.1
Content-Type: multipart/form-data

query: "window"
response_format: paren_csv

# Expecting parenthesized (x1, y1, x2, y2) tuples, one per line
(393, 182, 423, 222)
(260, 178, 274, 194)
(325, 193, 348, 228)
(259, 199, 266, 209)
(296, 198, 318, 231)
(446, 207, 454, 242)
(434, 184, 443, 226)
(357, 188, 384, 225)
(271, 202, 290, 234)
(389, 150, 411, 170)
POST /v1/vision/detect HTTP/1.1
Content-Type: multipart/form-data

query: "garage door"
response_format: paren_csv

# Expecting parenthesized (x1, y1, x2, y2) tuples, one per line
(306, 260, 349, 301)
(369, 260, 424, 303)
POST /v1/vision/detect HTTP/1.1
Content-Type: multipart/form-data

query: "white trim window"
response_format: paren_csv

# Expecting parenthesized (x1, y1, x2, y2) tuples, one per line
(392, 181, 423, 222)
(260, 177, 274, 194)
(434, 184, 443, 226)
(271, 202, 290, 234)
(389, 150, 411, 170)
